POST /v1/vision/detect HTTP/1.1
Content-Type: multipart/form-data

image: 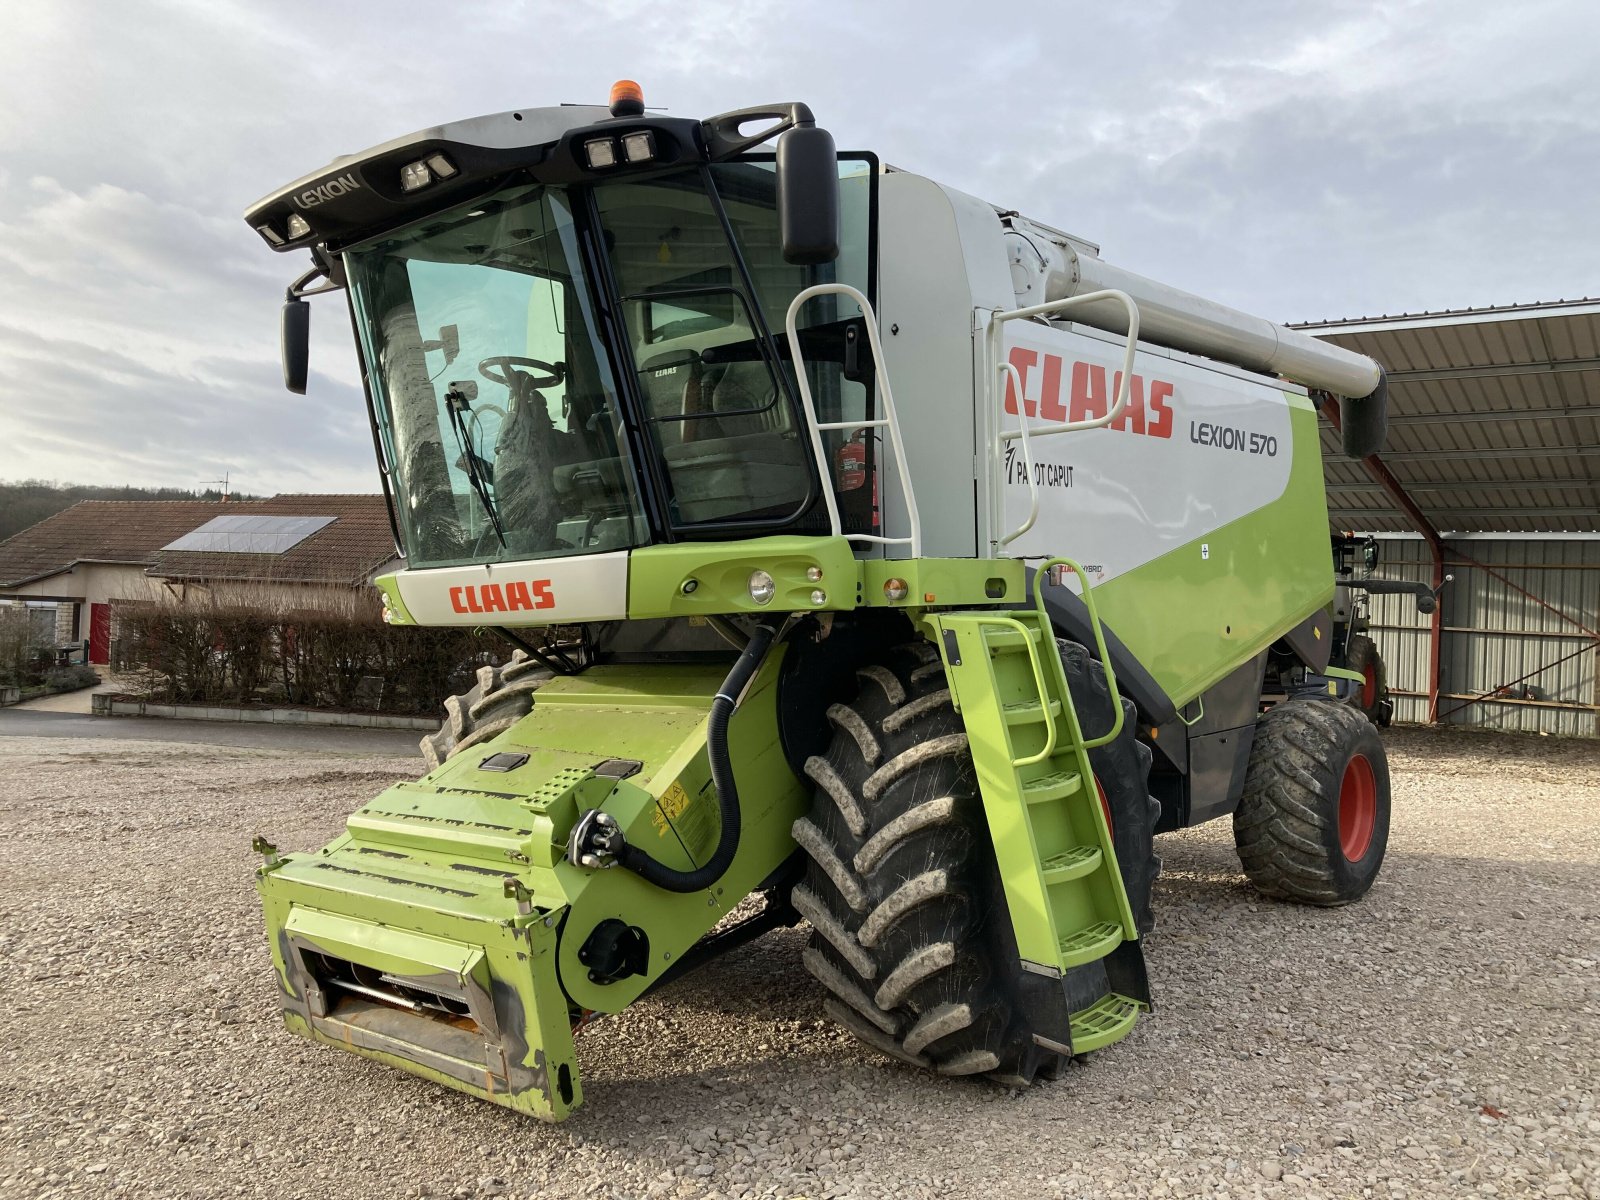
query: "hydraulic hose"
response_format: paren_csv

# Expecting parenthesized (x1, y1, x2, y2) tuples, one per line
(613, 622, 777, 893)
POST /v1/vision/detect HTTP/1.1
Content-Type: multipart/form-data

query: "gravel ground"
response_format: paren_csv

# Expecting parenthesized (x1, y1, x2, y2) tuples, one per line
(1, 725, 1595, 1199)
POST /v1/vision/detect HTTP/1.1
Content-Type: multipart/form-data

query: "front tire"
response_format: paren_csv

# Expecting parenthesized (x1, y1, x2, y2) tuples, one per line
(793, 634, 1157, 1084)
(1233, 699, 1390, 905)
(419, 651, 551, 769)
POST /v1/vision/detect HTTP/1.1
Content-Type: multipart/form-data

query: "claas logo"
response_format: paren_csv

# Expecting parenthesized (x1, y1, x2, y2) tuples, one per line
(1004, 349, 1174, 439)
(449, 581, 555, 614)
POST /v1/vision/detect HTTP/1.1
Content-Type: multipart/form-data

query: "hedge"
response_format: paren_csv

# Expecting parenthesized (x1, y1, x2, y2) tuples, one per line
(112, 595, 506, 716)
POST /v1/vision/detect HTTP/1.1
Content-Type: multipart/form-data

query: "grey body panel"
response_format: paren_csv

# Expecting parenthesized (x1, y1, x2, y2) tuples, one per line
(248, 106, 611, 214)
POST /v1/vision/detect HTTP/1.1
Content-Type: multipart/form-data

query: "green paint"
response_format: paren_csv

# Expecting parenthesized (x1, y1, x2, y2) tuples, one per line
(859, 557, 1025, 608)
(254, 655, 810, 1121)
(923, 588, 1146, 1054)
(626, 536, 859, 618)
(1086, 400, 1334, 708)
(374, 573, 416, 626)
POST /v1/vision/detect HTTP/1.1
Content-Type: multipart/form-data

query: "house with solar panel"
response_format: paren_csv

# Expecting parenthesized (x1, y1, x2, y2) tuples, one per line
(0, 496, 399, 665)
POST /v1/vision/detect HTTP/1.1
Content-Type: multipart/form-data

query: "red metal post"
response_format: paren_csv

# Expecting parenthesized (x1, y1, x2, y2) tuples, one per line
(1322, 402, 1446, 722)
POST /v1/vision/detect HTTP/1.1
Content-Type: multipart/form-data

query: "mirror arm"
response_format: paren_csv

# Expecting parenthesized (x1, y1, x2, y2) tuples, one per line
(287, 263, 343, 301)
(701, 101, 818, 159)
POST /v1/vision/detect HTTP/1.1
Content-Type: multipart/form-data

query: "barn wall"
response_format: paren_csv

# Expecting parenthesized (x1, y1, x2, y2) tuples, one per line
(1361, 536, 1599, 737)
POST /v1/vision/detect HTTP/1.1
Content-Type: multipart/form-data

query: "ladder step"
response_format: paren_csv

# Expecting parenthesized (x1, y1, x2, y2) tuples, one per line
(1039, 844, 1102, 883)
(1069, 992, 1142, 1054)
(983, 625, 1044, 653)
(1058, 921, 1123, 968)
(1001, 697, 1062, 726)
(1022, 770, 1083, 804)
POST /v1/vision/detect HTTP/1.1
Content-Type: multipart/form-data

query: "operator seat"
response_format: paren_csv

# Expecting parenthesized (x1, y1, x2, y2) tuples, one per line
(664, 359, 808, 522)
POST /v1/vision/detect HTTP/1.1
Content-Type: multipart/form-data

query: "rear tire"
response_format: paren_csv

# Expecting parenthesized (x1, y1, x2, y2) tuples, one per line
(1343, 633, 1390, 726)
(794, 634, 1156, 1084)
(1233, 699, 1390, 905)
(419, 651, 552, 769)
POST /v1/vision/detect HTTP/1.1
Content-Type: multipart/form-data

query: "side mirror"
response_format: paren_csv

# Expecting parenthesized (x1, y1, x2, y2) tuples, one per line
(776, 124, 840, 266)
(281, 296, 310, 394)
(422, 324, 460, 365)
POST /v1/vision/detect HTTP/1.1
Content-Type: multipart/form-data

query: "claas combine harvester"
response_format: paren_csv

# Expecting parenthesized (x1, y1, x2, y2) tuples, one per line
(244, 81, 1397, 1120)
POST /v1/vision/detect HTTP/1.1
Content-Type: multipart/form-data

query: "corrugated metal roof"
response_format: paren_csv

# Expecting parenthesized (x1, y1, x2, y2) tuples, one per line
(1293, 300, 1600, 534)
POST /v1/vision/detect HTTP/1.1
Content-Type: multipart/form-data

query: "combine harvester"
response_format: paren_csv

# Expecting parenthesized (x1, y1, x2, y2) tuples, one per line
(244, 81, 1394, 1119)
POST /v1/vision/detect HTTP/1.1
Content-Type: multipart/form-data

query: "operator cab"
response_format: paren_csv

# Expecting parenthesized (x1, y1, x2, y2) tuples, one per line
(251, 86, 878, 570)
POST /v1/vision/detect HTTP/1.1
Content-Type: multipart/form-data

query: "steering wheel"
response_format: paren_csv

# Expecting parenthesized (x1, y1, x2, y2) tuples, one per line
(477, 356, 565, 392)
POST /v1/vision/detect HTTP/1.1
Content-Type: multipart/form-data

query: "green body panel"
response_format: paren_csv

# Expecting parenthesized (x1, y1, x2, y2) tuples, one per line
(374, 536, 1029, 628)
(374, 573, 415, 625)
(922, 571, 1145, 1054)
(626, 536, 860, 617)
(254, 655, 809, 1120)
(1085, 397, 1335, 708)
(860, 556, 1025, 609)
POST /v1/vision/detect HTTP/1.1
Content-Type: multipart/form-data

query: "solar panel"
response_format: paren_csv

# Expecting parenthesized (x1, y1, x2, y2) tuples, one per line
(162, 514, 336, 555)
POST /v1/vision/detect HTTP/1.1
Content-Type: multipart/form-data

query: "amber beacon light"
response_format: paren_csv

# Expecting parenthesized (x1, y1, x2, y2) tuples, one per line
(609, 79, 645, 118)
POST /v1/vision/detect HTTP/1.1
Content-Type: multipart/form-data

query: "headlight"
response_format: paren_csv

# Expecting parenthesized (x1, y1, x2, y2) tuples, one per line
(399, 160, 433, 192)
(285, 213, 311, 240)
(584, 138, 618, 169)
(810, 589, 827, 606)
(883, 578, 909, 602)
(747, 569, 775, 605)
(621, 131, 655, 163)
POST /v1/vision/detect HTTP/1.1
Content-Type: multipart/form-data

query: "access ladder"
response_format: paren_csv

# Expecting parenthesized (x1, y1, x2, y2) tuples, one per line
(925, 559, 1149, 1055)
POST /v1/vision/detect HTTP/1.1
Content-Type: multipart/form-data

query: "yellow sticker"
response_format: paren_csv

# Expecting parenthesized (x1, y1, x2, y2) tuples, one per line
(652, 782, 691, 837)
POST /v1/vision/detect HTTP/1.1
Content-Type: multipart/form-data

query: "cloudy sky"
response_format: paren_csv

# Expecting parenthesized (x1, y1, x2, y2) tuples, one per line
(3, 0, 1597, 495)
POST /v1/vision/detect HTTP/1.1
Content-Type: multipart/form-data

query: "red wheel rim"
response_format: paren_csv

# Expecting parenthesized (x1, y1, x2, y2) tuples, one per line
(1095, 776, 1114, 837)
(1338, 753, 1377, 861)
(1361, 665, 1377, 709)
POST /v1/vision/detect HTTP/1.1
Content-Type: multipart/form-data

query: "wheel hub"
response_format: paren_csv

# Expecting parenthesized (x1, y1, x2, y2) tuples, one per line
(1338, 753, 1377, 861)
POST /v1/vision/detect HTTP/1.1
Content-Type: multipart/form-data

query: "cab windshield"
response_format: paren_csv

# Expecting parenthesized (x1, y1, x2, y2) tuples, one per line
(346, 161, 873, 569)
(347, 184, 643, 568)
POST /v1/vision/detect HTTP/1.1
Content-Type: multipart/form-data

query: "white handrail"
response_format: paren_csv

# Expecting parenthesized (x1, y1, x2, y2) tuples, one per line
(784, 283, 922, 558)
(995, 289, 1141, 442)
(997, 361, 1038, 547)
(989, 289, 1142, 550)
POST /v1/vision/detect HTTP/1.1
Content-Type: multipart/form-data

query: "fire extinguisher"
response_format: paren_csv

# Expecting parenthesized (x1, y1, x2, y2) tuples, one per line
(833, 428, 868, 493)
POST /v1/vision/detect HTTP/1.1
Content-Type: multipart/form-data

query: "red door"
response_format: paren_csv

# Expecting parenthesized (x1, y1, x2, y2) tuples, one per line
(89, 603, 111, 665)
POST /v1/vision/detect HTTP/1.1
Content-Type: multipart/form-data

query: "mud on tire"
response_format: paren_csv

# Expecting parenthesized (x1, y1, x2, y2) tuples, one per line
(793, 634, 1158, 1084)
(1234, 698, 1390, 905)
(419, 651, 552, 769)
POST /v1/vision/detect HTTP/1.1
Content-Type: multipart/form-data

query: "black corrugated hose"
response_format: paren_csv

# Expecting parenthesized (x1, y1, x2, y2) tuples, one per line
(614, 622, 777, 893)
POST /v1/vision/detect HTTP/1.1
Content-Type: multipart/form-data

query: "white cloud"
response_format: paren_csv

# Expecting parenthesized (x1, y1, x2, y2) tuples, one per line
(0, 0, 1597, 491)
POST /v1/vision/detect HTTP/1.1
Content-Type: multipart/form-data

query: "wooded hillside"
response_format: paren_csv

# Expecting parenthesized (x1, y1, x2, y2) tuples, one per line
(0, 480, 259, 543)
